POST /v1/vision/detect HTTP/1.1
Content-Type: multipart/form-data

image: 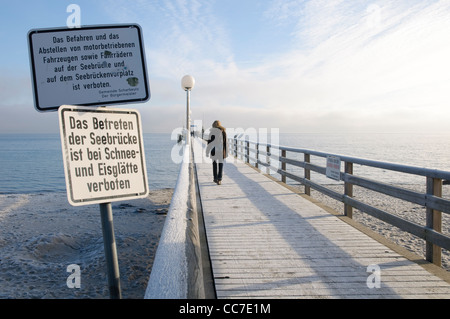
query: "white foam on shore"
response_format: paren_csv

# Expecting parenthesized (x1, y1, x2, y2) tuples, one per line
(0, 194, 30, 217)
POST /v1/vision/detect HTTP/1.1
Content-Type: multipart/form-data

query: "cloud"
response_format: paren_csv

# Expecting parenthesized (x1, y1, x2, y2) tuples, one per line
(102, 0, 233, 78)
(2, 0, 449, 134)
(94, 1, 450, 134)
(247, 0, 450, 131)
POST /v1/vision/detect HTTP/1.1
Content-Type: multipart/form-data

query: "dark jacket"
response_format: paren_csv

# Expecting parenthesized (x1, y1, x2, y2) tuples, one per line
(207, 128, 228, 159)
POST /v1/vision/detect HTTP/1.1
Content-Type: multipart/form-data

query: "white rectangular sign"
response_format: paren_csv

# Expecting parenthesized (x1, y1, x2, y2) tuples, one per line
(326, 155, 341, 181)
(28, 24, 150, 112)
(59, 105, 149, 206)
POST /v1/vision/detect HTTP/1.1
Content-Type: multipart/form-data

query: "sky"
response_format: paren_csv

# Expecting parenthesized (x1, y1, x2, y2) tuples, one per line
(1, 0, 450, 134)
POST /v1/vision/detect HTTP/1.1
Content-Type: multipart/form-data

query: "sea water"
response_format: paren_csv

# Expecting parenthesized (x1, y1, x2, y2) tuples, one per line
(0, 133, 181, 194)
(249, 132, 450, 187)
(1, 132, 449, 194)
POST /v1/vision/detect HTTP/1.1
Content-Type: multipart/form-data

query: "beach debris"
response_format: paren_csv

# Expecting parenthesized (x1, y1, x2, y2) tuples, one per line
(116, 203, 135, 209)
(154, 208, 168, 215)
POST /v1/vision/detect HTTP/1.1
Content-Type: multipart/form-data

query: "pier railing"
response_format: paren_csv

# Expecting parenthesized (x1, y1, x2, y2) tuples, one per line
(230, 137, 450, 267)
(145, 144, 207, 299)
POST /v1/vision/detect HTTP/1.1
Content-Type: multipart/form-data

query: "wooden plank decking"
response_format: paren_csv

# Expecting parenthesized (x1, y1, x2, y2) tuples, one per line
(193, 140, 450, 299)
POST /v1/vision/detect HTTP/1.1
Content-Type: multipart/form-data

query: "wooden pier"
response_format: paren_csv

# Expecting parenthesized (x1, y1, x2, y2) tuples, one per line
(193, 139, 450, 299)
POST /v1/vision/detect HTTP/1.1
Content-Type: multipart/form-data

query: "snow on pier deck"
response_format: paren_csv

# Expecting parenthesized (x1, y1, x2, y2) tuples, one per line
(193, 139, 450, 299)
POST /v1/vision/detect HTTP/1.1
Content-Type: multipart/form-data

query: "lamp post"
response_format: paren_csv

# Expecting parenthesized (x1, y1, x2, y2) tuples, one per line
(182, 75, 195, 145)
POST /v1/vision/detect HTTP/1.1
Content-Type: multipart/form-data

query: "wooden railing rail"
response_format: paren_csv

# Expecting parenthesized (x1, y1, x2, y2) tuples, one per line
(229, 137, 450, 267)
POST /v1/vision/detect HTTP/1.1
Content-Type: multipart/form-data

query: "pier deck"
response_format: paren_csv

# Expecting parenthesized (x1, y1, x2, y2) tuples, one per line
(193, 140, 450, 299)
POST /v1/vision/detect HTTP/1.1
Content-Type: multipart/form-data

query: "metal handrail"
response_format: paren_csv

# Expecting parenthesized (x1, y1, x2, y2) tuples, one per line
(234, 138, 450, 180)
(229, 137, 450, 267)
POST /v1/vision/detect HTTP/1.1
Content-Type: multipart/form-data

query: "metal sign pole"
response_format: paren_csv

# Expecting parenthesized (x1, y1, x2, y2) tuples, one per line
(99, 202, 122, 299)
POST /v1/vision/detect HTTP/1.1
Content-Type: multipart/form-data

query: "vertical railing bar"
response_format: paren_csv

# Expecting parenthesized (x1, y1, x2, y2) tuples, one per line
(256, 142, 259, 169)
(344, 162, 354, 219)
(426, 177, 443, 266)
(281, 150, 287, 183)
(237, 139, 240, 160)
(246, 140, 250, 164)
(304, 153, 311, 196)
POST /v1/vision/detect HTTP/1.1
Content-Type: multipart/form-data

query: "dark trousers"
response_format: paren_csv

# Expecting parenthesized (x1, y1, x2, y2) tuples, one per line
(212, 161, 223, 181)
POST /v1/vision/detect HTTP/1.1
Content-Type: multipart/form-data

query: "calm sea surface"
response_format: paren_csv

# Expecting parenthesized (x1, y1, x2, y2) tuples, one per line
(0, 133, 181, 194)
(1, 132, 450, 194)
(278, 132, 450, 186)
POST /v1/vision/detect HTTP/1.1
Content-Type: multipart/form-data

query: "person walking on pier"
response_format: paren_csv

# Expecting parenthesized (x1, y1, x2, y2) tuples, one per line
(206, 120, 228, 185)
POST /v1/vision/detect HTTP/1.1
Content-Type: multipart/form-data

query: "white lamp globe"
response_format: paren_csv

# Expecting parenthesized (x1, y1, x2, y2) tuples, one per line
(182, 75, 195, 91)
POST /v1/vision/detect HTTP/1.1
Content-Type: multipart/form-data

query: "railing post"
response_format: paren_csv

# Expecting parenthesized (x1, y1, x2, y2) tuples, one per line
(281, 150, 286, 183)
(245, 140, 250, 164)
(237, 140, 240, 160)
(238, 138, 241, 159)
(426, 177, 442, 267)
(304, 154, 311, 196)
(344, 162, 353, 219)
(255, 143, 259, 169)
(234, 137, 237, 157)
(266, 145, 270, 175)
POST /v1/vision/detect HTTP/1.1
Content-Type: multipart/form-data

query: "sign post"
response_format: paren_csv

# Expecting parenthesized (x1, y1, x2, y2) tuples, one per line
(58, 105, 148, 299)
(28, 23, 151, 299)
(100, 202, 121, 299)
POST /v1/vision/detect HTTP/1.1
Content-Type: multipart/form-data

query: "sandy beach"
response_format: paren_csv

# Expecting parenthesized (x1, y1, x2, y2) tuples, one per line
(0, 189, 172, 299)
(1, 181, 448, 299)
(308, 184, 450, 270)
